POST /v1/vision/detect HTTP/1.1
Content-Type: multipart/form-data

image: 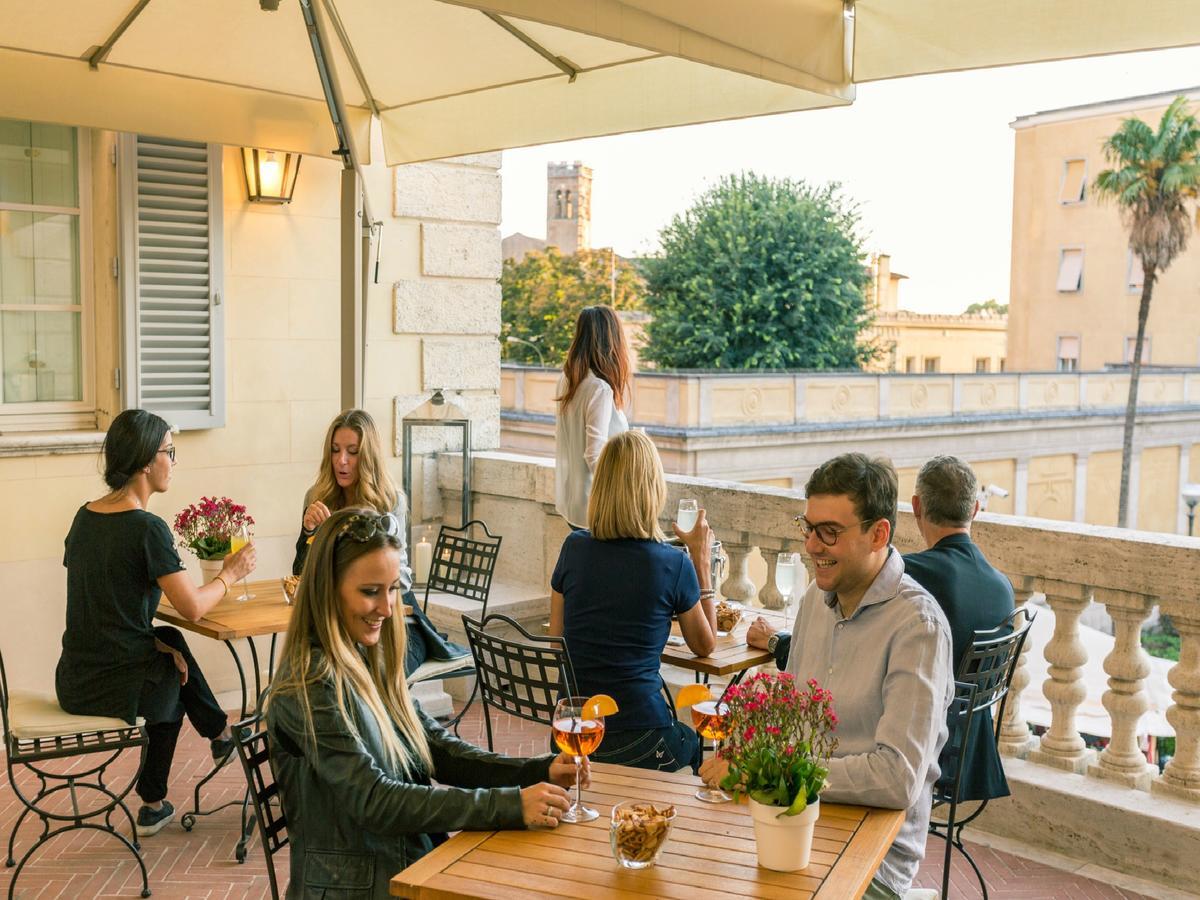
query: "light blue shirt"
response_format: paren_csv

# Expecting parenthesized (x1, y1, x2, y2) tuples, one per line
(785, 548, 953, 895)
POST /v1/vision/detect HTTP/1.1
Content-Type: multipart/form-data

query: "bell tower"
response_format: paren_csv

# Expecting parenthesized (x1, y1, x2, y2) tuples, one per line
(546, 161, 592, 254)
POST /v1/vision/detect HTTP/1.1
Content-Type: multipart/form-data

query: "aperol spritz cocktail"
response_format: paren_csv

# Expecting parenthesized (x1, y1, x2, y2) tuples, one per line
(552, 696, 609, 823)
(229, 525, 254, 601)
(691, 700, 731, 803)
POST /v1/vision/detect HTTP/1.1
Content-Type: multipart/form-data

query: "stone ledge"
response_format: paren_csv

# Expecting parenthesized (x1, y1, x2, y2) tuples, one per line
(0, 430, 105, 457)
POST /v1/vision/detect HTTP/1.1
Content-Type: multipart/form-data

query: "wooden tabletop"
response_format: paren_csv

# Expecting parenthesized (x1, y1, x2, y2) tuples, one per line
(661, 605, 792, 677)
(390, 763, 903, 900)
(156, 578, 294, 641)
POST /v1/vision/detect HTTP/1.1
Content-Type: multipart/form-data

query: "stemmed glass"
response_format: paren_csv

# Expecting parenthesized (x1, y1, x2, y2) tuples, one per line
(775, 552, 798, 619)
(691, 700, 731, 803)
(229, 524, 254, 601)
(676, 498, 699, 534)
(552, 697, 605, 823)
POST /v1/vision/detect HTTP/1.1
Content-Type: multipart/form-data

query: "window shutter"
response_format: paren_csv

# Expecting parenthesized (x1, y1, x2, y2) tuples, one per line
(119, 135, 224, 430)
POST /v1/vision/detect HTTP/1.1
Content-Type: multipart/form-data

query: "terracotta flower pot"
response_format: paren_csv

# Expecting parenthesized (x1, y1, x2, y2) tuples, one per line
(748, 797, 820, 872)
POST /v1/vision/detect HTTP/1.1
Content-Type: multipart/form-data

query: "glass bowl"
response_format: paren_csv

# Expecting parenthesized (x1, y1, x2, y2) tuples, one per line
(609, 800, 677, 869)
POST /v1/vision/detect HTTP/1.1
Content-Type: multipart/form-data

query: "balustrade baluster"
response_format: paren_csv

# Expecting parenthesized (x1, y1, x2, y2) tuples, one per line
(719, 542, 757, 603)
(1028, 580, 1097, 773)
(758, 550, 785, 610)
(1153, 612, 1200, 803)
(998, 576, 1038, 758)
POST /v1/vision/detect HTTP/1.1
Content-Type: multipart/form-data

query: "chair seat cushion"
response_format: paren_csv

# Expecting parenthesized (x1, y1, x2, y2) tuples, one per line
(7, 691, 143, 740)
(406, 657, 474, 685)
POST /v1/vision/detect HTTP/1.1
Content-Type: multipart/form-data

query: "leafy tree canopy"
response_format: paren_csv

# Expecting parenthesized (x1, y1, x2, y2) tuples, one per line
(964, 299, 1008, 315)
(500, 247, 644, 367)
(641, 172, 873, 370)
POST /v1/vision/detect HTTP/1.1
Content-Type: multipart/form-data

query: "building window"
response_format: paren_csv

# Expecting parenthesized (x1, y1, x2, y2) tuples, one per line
(1056, 247, 1084, 292)
(1124, 336, 1150, 365)
(923, 357, 941, 373)
(974, 358, 991, 373)
(999, 357, 1007, 372)
(1127, 251, 1145, 294)
(0, 119, 88, 415)
(1056, 335, 1080, 372)
(904, 356, 917, 373)
(1059, 158, 1087, 204)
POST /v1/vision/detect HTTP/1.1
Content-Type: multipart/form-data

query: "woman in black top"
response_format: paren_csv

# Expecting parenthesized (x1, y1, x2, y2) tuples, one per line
(56, 409, 256, 837)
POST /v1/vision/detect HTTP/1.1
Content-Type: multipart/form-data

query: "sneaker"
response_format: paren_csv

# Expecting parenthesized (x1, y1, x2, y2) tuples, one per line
(136, 801, 175, 837)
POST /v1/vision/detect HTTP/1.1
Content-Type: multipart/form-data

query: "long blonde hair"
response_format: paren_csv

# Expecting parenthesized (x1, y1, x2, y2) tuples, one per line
(305, 410, 399, 514)
(268, 507, 432, 776)
(587, 431, 666, 541)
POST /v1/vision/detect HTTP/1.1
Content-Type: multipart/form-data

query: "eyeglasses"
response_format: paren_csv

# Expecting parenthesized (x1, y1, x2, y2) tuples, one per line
(792, 515, 868, 546)
(336, 513, 400, 543)
(158, 446, 176, 462)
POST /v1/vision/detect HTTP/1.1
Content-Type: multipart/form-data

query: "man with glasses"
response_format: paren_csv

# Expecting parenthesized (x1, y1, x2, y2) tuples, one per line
(707, 453, 952, 900)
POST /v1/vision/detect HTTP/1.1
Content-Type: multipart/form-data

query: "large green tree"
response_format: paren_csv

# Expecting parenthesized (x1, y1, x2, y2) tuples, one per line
(500, 247, 644, 367)
(641, 173, 873, 370)
(1093, 96, 1200, 528)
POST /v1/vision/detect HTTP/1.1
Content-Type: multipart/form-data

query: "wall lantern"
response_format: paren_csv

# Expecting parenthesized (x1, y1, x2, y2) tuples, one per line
(241, 148, 301, 203)
(402, 390, 472, 528)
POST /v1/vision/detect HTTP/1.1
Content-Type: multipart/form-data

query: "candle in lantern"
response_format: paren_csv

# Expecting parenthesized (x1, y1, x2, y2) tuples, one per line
(413, 530, 433, 585)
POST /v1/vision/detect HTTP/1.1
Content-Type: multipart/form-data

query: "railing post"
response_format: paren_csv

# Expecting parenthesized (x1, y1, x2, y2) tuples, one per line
(758, 549, 785, 610)
(998, 575, 1038, 758)
(1089, 588, 1156, 790)
(1028, 579, 1097, 773)
(719, 542, 757, 603)
(1153, 611, 1200, 803)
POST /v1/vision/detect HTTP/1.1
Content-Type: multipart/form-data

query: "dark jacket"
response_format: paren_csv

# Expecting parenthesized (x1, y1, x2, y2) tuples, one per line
(902, 533, 1015, 802)
(266, 653, 553, 899)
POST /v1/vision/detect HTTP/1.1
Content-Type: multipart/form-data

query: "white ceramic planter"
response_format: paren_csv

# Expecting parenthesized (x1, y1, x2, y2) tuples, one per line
(748, 797, 820, 872)
(198, 556, 226, 585)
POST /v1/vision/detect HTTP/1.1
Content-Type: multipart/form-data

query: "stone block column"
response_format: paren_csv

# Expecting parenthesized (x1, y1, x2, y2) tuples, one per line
(720, 542, 757, 603)
(1153, 610, 1200, 803)
(1089, 588, 1156, 790)
(1028, 579, 1097, 773)
(998, 575, 1038, 758)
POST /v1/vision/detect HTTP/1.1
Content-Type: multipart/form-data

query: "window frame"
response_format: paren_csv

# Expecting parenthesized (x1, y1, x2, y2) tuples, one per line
(923, 357, 941, 373)
(0, 123, 95, 429)
(974, 357, 991, 373)
(1056, 334, 1080, 372)
(1124, 336, 1151, 365)
(1126, 250, 1145, 295)
(1056, 246, 1085, 293)
(1059, 157, 1088, 205)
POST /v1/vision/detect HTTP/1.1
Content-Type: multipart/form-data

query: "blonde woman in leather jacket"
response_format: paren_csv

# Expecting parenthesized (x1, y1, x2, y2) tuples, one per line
(267, 508, 585, 899)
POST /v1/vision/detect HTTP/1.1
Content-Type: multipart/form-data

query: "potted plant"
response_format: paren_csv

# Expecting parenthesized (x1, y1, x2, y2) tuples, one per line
(718, 672, 838, 871)
(173, 496, 255, 582)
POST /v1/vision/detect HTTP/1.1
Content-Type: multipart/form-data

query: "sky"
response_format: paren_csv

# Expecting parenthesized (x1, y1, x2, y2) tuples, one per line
(499, 46, 1200, 315)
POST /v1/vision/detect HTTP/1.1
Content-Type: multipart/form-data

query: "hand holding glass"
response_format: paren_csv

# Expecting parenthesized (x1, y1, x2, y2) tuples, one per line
(229, 525, 254, 601)
(676, 498, 699, 534)
(552, 697, 605, 823)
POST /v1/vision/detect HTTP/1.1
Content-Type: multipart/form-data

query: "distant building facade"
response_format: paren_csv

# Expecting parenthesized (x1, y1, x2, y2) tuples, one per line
(502, 160, 593, 260)
(1007, 87, 1200, 371)
(861, 253, 1008, 373)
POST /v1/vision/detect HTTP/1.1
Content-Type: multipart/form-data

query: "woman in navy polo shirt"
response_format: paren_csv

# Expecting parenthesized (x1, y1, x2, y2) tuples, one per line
(548, 430, 717, 772)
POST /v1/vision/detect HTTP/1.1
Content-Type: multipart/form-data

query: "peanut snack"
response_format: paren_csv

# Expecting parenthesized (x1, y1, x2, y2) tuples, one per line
(610, 803, 676, 866)
(716, 600, 742, 633)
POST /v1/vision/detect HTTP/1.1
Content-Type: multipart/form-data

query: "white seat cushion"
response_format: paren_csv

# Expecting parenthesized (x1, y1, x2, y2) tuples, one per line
(406, 657, 473, 685)
(7, 690, 143, 740)
(903, 890, 940, 900)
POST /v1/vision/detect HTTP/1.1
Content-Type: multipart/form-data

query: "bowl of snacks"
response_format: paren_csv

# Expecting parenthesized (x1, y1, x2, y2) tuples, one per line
(281, 575, 300, 605)
(610, 801, 677, 869)
(715, 600, 742, 635)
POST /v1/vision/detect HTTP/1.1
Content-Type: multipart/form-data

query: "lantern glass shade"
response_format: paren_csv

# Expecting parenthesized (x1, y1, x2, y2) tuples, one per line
(241, 148, 300, 203)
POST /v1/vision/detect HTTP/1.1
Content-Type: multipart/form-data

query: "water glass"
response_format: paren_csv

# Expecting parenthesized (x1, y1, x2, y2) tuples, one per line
(676, 498, 699, 534)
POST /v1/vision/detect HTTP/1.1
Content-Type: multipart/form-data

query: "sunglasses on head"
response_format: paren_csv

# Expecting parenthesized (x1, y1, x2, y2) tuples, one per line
(336, 513, 401, 543)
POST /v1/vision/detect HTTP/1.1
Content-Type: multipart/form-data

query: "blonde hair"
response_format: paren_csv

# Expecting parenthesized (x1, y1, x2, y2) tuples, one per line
(587, 431, 666, 541)
(267, 507, 432, 777)
(305, 410, 400, 515)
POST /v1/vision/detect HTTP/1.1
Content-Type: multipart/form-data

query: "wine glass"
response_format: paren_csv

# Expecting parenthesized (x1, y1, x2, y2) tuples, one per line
(676, 498, 699, 534)
(229, 524, 255, 601)
(775, 552, 798, 618)
(691, 700, 731, 803)
(552, 697, 605, 823)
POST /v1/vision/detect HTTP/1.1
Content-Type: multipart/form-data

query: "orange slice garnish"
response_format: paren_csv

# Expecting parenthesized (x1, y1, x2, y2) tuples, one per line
(584, 694, 619, 718)
(675, 683, 713, 710)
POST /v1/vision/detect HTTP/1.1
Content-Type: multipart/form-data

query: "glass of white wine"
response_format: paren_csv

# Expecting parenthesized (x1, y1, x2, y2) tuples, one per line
(775, 552, 798, 618)
(676, 498, 699, 534)
(229, 524, 254, 601)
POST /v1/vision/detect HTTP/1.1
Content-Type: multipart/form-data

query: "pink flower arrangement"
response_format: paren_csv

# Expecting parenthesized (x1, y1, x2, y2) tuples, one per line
(172, 496, 254, 560)
(718, 672, 838, 816)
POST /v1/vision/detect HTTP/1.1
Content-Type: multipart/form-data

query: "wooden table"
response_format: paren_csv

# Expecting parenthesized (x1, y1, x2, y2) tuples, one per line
(661, 605, 792, 681)
(391, 763, 903, 899)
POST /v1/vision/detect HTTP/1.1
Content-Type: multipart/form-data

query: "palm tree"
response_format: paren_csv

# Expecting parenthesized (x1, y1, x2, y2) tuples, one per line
(1093, 96, 1200, 528)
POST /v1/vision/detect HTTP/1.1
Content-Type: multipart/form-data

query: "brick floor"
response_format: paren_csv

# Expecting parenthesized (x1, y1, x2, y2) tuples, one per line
(1, 704, 1155, 899)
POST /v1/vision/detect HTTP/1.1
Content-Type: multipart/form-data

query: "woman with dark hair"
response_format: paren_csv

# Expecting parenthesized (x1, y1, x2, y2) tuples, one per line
(268, 507, 581, 900)
(55, 409, 256, 836)
(292, 409, 467, 676)
(555, 305, 631, 529)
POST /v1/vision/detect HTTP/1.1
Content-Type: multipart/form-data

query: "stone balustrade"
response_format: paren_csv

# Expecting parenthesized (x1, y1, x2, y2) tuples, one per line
(439, 450, 1200, 805)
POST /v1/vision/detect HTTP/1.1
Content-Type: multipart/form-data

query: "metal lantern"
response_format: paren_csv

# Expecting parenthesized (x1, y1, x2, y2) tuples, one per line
(241, 147, 301, 203)
(402, 390, 472, 528)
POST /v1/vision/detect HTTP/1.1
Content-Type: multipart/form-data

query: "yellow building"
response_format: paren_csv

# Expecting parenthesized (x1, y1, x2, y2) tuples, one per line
(862, 254, 1008, 373)
(1008, 87, 1200, 371)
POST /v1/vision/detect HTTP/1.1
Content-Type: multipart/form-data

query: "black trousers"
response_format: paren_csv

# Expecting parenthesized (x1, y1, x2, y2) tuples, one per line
(134, 626, 228, 804)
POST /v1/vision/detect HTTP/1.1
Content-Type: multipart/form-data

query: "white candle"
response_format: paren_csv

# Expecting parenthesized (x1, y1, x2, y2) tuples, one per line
(413, 537, 433, 585)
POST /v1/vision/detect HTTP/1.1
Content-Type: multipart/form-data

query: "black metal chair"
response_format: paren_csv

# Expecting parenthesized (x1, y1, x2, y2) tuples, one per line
(1, 648, 151, 899)
(930, 607, 1036, 899)
(230, 714, 288, 900)
(461, 613, 577, 751)
(417, 520, 502, 731)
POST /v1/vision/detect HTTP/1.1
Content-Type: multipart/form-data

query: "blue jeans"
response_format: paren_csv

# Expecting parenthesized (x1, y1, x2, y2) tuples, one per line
(587, 721, 702, 774)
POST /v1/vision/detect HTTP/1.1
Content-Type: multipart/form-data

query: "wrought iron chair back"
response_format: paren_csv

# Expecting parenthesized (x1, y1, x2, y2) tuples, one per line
(462, 613, 577, 752)
(231, 714, 288, 900)
(422, 520, 502, 621)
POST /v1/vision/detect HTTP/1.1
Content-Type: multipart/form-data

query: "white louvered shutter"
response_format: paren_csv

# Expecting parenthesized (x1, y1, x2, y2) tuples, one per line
(119, 135, 225, 430)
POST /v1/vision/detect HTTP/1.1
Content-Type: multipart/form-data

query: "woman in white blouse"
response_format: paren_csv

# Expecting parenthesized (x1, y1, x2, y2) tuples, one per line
(555, 306, 631, 528)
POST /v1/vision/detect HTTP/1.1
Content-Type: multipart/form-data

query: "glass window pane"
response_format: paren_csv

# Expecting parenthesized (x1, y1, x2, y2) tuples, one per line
(0, 210, 35, 305)
(0, 211, 79, 306)
(0, 310, 81, 403)
(1, 310, 35, 402)
(31, 123, 78, 208)
(0, 120, 33, 205)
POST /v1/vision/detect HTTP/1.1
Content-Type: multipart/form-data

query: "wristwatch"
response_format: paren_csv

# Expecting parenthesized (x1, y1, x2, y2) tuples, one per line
(767, 632, 781, 654)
